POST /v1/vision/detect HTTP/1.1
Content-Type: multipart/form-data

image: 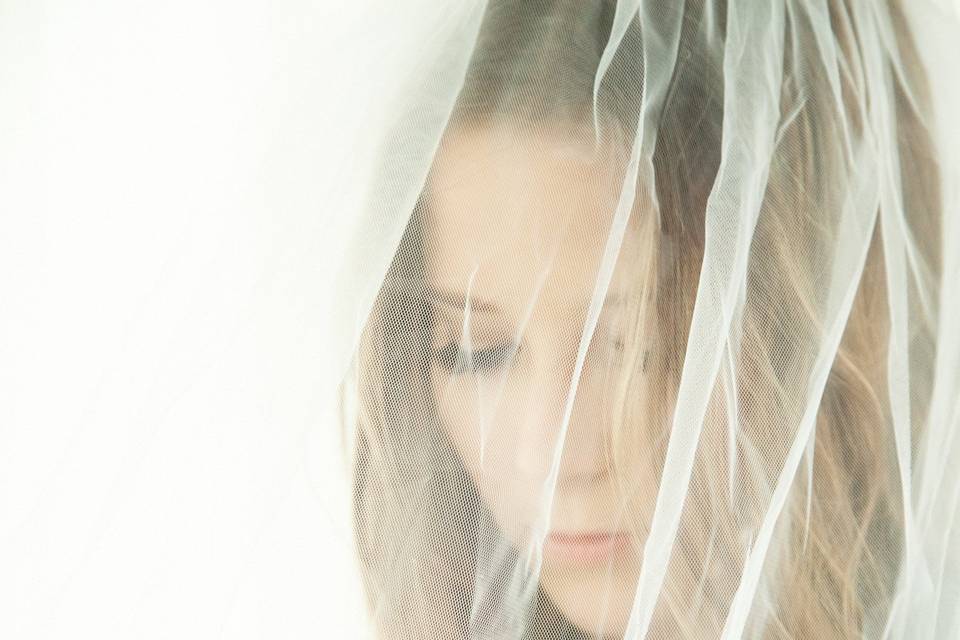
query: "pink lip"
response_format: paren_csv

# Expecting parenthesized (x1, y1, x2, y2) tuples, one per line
(544, 531, 632, 564)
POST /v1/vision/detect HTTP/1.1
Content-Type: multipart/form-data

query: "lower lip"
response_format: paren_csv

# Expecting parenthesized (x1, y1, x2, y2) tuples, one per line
(544, 531, 632, 564)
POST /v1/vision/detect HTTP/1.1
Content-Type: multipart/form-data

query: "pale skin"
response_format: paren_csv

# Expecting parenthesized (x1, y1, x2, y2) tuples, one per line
(424, 124, 653, 636)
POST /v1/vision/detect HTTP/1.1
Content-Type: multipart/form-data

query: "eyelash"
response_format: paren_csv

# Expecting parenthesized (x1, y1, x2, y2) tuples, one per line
(433, 342, 517, 375)
(431, 336, 631, 375)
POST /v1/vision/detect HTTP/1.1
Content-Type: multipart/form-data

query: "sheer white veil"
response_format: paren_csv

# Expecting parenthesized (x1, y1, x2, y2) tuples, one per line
(1, 1, 959, 639)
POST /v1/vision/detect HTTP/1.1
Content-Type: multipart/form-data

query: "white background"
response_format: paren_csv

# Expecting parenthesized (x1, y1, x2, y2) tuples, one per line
(0, 2, 448, 637)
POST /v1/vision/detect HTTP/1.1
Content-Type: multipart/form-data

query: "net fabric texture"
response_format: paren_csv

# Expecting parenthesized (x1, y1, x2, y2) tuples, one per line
(334, 1, 960, 638)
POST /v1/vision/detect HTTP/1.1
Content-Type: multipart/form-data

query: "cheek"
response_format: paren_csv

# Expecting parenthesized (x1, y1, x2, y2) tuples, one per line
(432, 369, 514, 465)
(431, 371, 542, 540)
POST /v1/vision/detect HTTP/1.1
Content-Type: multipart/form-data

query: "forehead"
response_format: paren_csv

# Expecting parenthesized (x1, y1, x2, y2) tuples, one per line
(424, 126, 639, 321)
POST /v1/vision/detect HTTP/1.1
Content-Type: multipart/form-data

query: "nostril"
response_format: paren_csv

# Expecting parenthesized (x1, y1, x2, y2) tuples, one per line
(555, 470, 608, 491)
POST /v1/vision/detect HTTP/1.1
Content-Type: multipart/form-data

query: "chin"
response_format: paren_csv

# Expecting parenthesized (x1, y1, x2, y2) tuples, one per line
(538, 553, 640, 637)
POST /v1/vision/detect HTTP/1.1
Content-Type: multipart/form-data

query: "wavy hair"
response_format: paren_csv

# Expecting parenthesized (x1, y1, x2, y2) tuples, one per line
(345, 1, 941, 637)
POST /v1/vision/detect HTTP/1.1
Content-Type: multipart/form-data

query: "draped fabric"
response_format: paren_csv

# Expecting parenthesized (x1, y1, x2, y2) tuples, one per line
(1, 1, 959, 639)
(334, 1, 960, 638)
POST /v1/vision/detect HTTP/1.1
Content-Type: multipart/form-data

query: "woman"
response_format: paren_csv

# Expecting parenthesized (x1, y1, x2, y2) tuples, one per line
(341, 0, 951, 637)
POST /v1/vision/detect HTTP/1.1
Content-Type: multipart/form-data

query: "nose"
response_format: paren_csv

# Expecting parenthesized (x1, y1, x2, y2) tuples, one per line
(512, 345, 611, 485)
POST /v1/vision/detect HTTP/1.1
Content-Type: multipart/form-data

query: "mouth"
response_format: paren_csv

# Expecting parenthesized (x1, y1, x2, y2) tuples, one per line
(544, 530, 632, 564)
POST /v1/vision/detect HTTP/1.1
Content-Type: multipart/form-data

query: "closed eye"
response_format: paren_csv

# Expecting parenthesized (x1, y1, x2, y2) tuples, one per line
(433, 342, 517, 375)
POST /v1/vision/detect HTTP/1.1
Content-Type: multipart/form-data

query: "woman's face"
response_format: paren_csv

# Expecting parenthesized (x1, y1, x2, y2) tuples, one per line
(424, 125, 652, 635)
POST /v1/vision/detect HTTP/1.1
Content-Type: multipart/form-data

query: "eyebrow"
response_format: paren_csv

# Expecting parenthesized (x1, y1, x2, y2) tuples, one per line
(425, 287, 630, 315)
(427, 288, 502, 314)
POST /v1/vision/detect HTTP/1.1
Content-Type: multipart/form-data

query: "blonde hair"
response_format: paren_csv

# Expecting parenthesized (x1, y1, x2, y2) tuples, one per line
(345, 1, 941, 637)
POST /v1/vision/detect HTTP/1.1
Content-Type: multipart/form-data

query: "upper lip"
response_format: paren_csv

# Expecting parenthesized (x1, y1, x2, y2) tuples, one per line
(547, 530, 625, 543)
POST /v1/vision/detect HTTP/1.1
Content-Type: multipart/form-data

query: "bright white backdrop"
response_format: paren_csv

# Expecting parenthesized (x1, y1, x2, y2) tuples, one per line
(0, 2, 460, 637)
